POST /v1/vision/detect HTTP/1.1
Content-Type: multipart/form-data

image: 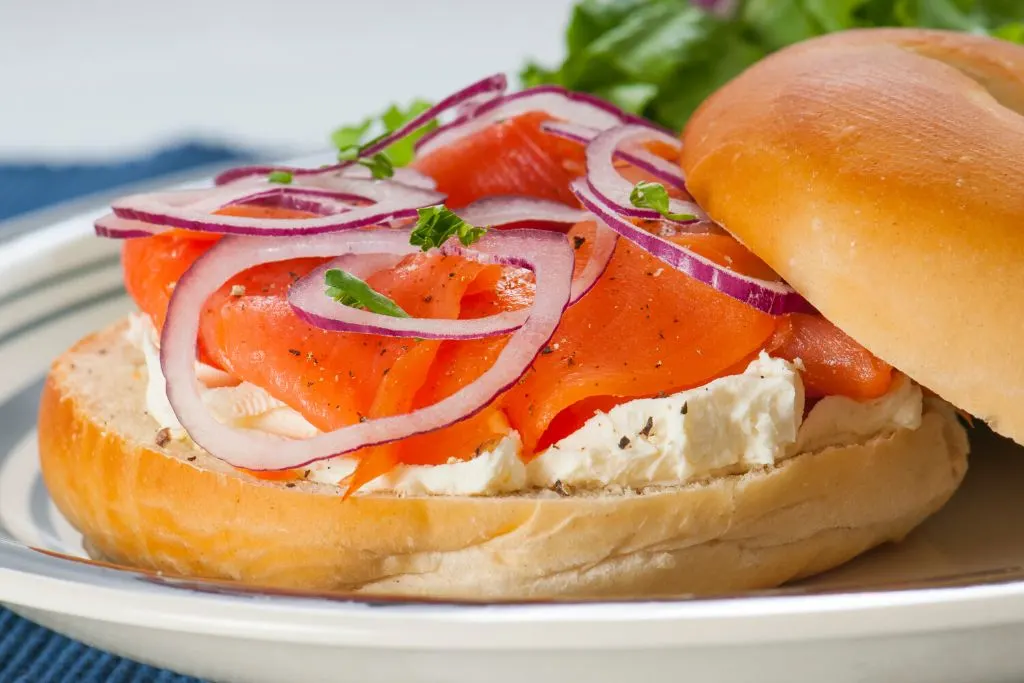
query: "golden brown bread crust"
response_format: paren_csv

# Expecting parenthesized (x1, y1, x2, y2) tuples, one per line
(36, 319, 968, 599)
(681, 28, 1024, 444)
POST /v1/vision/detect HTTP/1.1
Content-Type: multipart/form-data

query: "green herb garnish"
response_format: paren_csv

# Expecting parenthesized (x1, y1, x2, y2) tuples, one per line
(630, 181, 695, 221)
(325, 269, 409, 318)
(330, 99, 438, 171)
(520, 0, 1024, 131)
(267, 170, 293, 184)
(409, 206, 488, 252)
(337, 145, 396, 179)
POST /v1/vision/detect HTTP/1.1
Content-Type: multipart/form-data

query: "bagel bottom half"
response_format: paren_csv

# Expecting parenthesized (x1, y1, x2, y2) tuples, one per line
(37, 319, 969, 600)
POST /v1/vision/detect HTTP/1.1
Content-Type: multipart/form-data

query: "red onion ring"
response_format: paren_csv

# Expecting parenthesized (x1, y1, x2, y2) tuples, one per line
(110, 178, 443, 236)
(569, 221, 617, 304)
(454, 196, 587, 228)
(541, 121, 687, 191)
(571, 179, 812, 315)
(414, 85, 638, 157)
(351, 75, 507, 164)
(289, 197, 590, 339)
(94, 213, 161, 239)
(586, 125, 705, 223)
(215, 164, 437, 190)
(95, 185, 366, 239)
(161, 228, 573, 471)
(321, 253, 406, 281)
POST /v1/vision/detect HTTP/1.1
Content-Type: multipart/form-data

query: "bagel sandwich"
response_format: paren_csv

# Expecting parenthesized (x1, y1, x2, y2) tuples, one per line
(40, 27, 1005, 600)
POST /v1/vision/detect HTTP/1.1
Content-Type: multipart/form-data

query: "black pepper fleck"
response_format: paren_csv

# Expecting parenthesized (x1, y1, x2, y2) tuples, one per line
(573, 236, 586, 250)
(382, 368, 390, 376)
(286, 483, 296, 488)
(553, 480, 575, 497)
(358, 414, 368, 423)
(288, 349, 301, 357)
(639, 416, 654, 437)
(681, 402, 689, 415)
(618, 436, 631, 449)
(187, 456, 197, 462)
(541, 345, 554, 355)
(423, 295, 433, 303)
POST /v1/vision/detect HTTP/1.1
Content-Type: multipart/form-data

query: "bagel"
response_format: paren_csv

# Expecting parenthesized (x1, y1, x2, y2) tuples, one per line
(682, 28, 1024, 444)
(38, 320, 967, 599)
(36, 28, 997, 599)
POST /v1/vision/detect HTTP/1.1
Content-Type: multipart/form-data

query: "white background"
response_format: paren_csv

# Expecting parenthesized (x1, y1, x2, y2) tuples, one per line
(0, 0, 574, 160)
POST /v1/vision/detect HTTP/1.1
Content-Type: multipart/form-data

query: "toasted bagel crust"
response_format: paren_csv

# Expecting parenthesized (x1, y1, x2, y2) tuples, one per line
(37, 319, 968, 599)
(682, 28, 1024, 443)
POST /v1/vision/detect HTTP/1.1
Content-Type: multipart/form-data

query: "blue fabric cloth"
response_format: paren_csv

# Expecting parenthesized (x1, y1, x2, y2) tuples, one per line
(0, 142, 248, 222)
(0, 142, 252, 682)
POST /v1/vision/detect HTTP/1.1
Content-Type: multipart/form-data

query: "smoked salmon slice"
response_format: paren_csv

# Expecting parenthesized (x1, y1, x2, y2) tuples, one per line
(120, 125, 895, 489)
(413, 111, 587, 208)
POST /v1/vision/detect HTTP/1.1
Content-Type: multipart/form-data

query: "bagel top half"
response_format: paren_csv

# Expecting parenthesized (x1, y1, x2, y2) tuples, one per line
(681, 28, 1024, 444)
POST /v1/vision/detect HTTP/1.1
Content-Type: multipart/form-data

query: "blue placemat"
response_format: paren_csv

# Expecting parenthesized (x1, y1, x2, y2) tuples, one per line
(0, 142, 251, 682)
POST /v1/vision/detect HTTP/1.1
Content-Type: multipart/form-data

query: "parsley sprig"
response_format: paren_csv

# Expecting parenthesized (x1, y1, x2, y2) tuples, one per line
(325, 269, 409, 318)
(336, 143, 396, 179)
(409, 206, 488, 251)
(330, 99, 439, 177)
(630, 181, 695, 221)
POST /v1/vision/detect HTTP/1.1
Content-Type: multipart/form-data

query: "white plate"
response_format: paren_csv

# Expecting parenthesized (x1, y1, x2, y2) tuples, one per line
(3, 197, 1024, 683)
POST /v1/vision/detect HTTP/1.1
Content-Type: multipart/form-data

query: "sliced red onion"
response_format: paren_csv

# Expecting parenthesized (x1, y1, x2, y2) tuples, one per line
(415, 85, 636, 157)
(586, 125, 705, 223)
(541, 121, 687, 191)
(161, 228, 573, 470)
(95, 187, 365, 240)
(571, 179, 811, 315)
(570, 221, 617, 304)
(454, 196, 587, 229)
(215, 164, 437, 190)
(239, 192, 357, 217)
(290, 197, 587, 339)
(110, 179, 443, 236)
(351, 74, 507, 163)
(94, 213, 163, 239)
(320, 252, 406, 281)
(291, 268, 530, 340)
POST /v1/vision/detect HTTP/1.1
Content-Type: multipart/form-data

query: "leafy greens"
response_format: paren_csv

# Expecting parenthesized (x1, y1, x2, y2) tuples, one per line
(520, 0, 1024, 130)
